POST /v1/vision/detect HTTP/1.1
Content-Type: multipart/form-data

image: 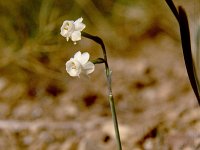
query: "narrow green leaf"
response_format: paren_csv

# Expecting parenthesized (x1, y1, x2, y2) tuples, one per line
(165, 0, 200, 104)
(92, 58, 105, 64)
(178, 7, 200, 104)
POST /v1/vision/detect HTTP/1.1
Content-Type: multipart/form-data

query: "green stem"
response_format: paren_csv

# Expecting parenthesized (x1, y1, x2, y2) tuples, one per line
(82, 32, 122, 150)
(108, 79, 122, 150)
(82, 32, 109, 69)
(106, 67, 122, 150)
(165, 0, 200, 104)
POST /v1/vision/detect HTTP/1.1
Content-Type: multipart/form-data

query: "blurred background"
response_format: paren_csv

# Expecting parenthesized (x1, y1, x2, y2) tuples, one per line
(0, 0, 199, 149)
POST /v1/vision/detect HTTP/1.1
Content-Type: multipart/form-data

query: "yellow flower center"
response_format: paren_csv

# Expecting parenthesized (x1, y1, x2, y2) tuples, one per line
(71, 62, 77, 69)
(64, 22, 70, 31)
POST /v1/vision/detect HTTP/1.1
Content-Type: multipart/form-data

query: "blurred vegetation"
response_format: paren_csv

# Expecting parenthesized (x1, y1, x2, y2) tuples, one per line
(0, 0, 195, 101)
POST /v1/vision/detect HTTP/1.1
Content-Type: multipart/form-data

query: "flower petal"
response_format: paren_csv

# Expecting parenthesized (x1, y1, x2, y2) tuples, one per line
(71, 31, 81, 42)
(74, 51, 82, 60)
(74, 17, 83, 24)
(83, 61, 95, 75)
(74, 17, 85, 31)
(75, 23, 86, 31)
(75, 23, 85, 31)
(60, 20, 74, 37)
(79, 52, 89, 65)
(66, 59, 81, 77)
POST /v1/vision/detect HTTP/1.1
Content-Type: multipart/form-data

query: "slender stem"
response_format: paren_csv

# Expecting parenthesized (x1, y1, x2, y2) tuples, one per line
(82, 32, 109, 69)
(82, 32, 122, 150)
(109, 93, 122, 150)
(165, 0, 179, 21)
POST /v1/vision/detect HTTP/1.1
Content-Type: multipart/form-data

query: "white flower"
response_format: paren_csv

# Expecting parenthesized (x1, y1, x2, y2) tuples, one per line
(60, 17, 86, 44)
(66, 51, 95, 77)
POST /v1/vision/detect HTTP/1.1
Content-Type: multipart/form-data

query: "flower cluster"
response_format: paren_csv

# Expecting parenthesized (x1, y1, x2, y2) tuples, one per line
(60, 17, 85, 44)
(66, 51, 95, 77)
(61, 17, 95, 77)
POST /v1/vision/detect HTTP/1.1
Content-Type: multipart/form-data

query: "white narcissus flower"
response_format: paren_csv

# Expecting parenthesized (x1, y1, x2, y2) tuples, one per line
(66, 51, 95, 77)
(60, 17, 86, 44)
